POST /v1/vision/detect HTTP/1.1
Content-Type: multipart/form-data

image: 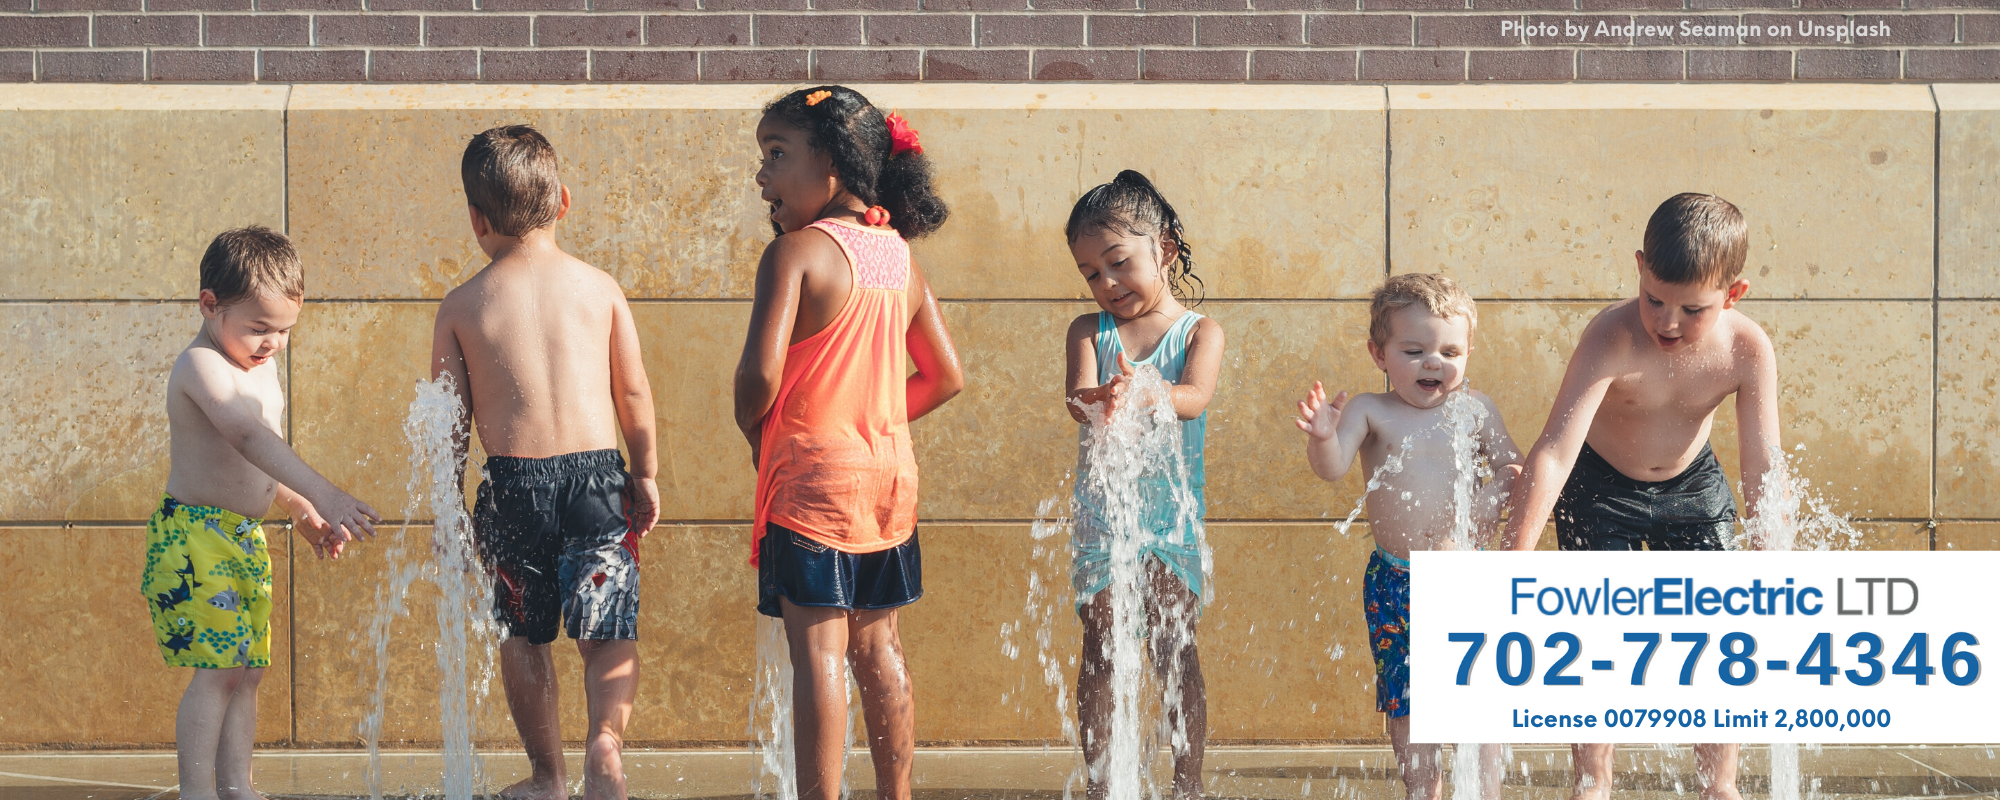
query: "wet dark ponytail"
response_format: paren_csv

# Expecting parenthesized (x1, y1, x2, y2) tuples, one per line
(763, 85, 949, 240)
(1064, 170, 1202, 306)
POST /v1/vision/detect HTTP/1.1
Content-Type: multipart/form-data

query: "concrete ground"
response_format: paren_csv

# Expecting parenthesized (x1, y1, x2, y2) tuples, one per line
(0, 744, 1993, 800)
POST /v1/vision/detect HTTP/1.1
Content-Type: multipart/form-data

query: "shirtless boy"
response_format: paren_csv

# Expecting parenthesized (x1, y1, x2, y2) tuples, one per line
(1504, 193, 1783, 800)
(431, 125, 660, 800)
(1295, 273, 1519, 800)
(146, 226, 379, 800)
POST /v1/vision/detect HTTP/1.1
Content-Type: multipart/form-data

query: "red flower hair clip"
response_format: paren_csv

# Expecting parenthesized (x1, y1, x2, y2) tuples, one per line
(885, 112, 922, 157)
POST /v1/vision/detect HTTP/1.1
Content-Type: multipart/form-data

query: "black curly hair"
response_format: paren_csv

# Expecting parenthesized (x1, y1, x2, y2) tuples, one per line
(762, 85, 949, 240)
(1064, 170, 1202, 307)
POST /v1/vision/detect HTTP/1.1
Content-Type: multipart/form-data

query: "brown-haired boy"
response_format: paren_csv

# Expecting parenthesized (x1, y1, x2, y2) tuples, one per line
(431, 125, 660, 800)
(1503, 193, 1783, 800)
(147, 226, 380, 800)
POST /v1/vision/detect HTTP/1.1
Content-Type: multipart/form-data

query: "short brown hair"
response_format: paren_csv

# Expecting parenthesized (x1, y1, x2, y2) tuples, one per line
(200, 226, 303, 305)
(1642, 193, 1747, 289)
(462, 124, 562, 237)
(1370, 273, 1476, 347)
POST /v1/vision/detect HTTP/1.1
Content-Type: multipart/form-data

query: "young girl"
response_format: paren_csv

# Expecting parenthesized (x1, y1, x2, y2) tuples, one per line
(1063, 170, 1225, 800)
(733, 85, 964, 800)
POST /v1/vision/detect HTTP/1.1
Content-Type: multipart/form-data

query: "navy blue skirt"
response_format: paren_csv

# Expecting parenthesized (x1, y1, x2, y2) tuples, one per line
(757, 523, 923, 618)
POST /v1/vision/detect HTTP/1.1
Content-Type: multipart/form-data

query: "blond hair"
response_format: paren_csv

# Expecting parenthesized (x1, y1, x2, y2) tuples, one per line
(1642, 193, 1747, 289)
(1369, 273, 1476, 347)
(200, 226, 303, 305)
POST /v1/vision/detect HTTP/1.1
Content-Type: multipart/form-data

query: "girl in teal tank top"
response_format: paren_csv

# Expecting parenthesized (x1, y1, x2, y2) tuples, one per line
(1059, 170, 1226, 800)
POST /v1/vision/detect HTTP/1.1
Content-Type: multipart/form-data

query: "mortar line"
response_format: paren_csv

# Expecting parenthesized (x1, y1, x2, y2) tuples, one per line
(0, 297, 1951, 305)
(1930, 82, 1941, 553)
(282, 91, 298, 744)
(6, 516, 1959, 529)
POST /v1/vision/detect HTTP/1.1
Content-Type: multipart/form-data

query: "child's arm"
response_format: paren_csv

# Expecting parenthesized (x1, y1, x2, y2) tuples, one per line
(1472, 390, 1524, 544)
(734, 235, 811, 466)
(1166, 317, 1224, 421)
(607, 291, 661, 535)
(429, 307, 475, 478)
(1502, 333, 1618, 550)
(904, 259, 964, 421)
(1294, 382, 1370, 483)
(1733, 322, 1785, 548)
(1064, 315, 1116, 423)
(180, 350, 381, 542)
(275, 483, 342, 560)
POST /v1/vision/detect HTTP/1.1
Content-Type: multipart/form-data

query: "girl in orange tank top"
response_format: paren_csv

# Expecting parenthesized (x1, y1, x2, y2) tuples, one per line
(731, 85, 963, 800)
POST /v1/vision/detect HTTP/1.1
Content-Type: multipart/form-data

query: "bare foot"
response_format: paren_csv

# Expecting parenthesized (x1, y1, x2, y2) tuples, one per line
(582, 733, 626, 800)
(215, 785, 268, 800)
(497, 774, 568, 800)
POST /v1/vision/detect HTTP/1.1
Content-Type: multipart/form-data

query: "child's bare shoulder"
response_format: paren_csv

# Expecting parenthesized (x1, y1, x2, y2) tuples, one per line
(1570, 299, 1644, 368)
(1721, 308, 1777, 367)
(1067, 312, 1101, 340)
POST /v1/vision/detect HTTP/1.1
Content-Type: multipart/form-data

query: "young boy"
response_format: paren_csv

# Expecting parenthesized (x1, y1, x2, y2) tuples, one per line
(1503, 193, 1782, 800)
(431, 125, 660, 800)
(147, 226, 380, 800)
(1295, 273, 1519, 800)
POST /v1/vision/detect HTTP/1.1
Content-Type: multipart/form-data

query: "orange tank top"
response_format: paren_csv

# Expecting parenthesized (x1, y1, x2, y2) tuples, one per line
(752, 219, 919, 564)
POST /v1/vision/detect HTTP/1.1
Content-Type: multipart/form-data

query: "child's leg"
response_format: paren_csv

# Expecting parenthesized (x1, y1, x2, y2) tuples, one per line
(497, 638, 567, 800)
(1569, 743, 1615, 800)
(577, 639, 639, 800)
(782, 599, 856, 800)
(213, 667, 266, 800)
(1478, 743, 1506, 800)
(1144, 561, 1204, 800)
(848, 608, 914, 800)
(1075, 590, 1114, 800)
(175, 667, 249, 800)
(1694, 744, 1742, 800)
(1389, 715, 1441, 800)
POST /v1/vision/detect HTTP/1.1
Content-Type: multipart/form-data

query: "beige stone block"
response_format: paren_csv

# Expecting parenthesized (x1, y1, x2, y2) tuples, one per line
(1938, 302, 2000, 518)
(0, 525, 290, 745)
(285, 84, 1383, 301)
(1389, 85, 1934, 300)
(635, 302, 757, 522)
(289, 302, 453, 519)
(1937, 522, 2000, 551)
(1937, 85, 2000, 299)
(0, 303, 192, 521)
(0, 85, 288, 300)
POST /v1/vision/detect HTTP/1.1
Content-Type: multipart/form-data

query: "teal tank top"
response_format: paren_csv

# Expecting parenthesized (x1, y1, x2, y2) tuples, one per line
(1073, 310, 1207, 531)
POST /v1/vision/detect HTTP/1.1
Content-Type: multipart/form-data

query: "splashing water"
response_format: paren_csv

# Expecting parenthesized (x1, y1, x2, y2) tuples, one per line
(1440, 391, 1497, 800)
(360, 375, 499, 800)
(749, 596, 862, 799)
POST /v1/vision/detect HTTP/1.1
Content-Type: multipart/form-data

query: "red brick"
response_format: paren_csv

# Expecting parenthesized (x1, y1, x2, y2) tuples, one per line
(314, 14, 420, 45)
(0, 15, 88, 46)
(366, 0, 467, 11)
(701, 47, 807, 79)
(1911, 0, 2000, 8)
(1800, 0, 1900, 7)
(149, 0, 251, 11)
(756, 13, 860, 44)
(482, 0, 583, 9)
(705, 0, 803, 9)
(821, 0, 919, 9)
(1032, 47, 1138, 78)
(1906, 47, 2000, 77)
(369, 46, 476, 79)
(1140, 47, 1246, 78)
(536, 14, 640, 45)
(1967, 13, 2000, 42)
(1744, 13, 1851, 42)
(813, 46, 921, 78)
(258, 46, 365, 79)
(1358, 47, 1464, 77)
(1795, 46, 1899, 77)
(1690, 0, 1786, 7)
(206, 13, 309, 45)
(646, 14, 748, 45)
(1686, 45, 1790, 77)
(0, 50, 33, 80)
(38, 0, 139, 12)
(148, 47, 255, 79)
(258, 0, 357, 10)
(1308, 13, 1411, 43)
(980, 13, 1084, 45)
(866, 12, 971, 44)
(1198, 13, 1304, 43)
(1151, 0, 1249, 9)
(41, 49, 144, 79)
(1039, 0, 1138, 9)
(1363, 0, 1464, 11)
(482, 47, 586, 79)
(1087, 13, 1193, 44)
(1479, 0, 1578, 9)
(1526, 14, 1632, 43)
(924, 0, 1028, 9)
(1576, 46, 1680, 77)
(922, 46, 1029, 77)
(1469, 46, 1572, 76)
(595, 0, 689, 9)
(0, 0, 23, 10)
(1854, 13, 1957, 43)
(1249, 47, 1355, 78)
(1417, 13, 1521, 44)
(1634, 14, 1744, 43)
(425, 14, 529, 45)
(589, 48, 697, 79)
(1257, 0, 1359, 8)
(1578, 0, 1674, 8)
(97, 13, 199, 44)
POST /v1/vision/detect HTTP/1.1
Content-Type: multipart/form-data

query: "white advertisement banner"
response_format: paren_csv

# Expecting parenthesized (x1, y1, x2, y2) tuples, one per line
(1409, 552, 1996, 744)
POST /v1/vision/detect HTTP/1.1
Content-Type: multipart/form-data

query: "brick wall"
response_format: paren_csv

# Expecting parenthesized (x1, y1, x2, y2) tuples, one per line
(0, 3, 1995, 83)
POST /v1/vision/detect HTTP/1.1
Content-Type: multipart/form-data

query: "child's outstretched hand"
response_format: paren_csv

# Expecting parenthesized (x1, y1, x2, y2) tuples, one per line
(314, 490, 382, 546)
(1072, 352, 1136, 418)
(626, 476, 661, 538)
(1294, 381, 1348, 441)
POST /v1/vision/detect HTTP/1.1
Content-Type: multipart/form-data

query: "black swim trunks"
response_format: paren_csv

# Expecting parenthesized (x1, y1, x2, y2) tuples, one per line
(757, 523, 922, 619)
(473, 449, 639, 645)
(1555, 442, 1737, 552)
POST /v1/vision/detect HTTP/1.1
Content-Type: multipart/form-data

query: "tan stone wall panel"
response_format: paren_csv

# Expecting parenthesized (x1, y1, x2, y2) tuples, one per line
(1938, 302, 2000, 517)
(1, 86, 288, 300)
(1390, 85, 1934, 300)
(290, 302, 460, 518)
(1937, 86, 2000, 299)
(1938, 522, 2000, 551)
(634, 302, 757, 521)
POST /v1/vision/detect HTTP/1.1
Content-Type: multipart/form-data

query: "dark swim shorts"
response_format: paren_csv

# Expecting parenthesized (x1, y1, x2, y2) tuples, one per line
(473, 449, 639, 645)
(757, 523, 922, 618)
(1555, 442, 1736, 552)
(1363, 548, 1411, 718)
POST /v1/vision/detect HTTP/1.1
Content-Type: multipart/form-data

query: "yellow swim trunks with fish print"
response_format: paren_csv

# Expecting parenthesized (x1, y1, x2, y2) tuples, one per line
(141, 495, 273, 669)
